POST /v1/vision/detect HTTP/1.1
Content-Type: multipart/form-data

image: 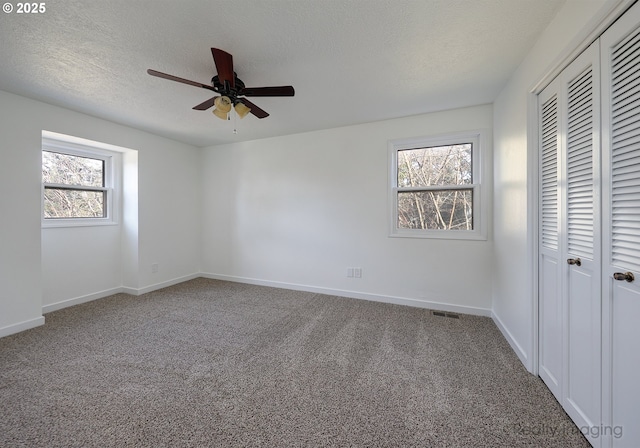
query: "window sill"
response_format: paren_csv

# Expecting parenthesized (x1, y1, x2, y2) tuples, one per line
(389, 229, 487, 241)
(42, 219, 119, 229)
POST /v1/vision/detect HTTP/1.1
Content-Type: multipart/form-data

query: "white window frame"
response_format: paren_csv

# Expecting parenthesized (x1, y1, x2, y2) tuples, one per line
(42, 136, 121, 228)
(388, 130, 487, 240)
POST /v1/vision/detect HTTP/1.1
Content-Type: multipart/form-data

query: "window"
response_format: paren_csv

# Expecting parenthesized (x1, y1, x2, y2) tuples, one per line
(42, 135, 120, 226)
(389, 131, 485, 240)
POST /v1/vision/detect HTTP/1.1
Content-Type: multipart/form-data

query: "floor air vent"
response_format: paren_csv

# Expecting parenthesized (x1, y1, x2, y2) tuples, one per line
(432, 311, 460, 319)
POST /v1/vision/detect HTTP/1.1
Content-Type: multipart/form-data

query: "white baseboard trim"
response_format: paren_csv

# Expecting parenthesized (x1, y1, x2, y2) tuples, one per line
(491, 310, 531, 371)
(121, 286, 139, 295)
(200, 272, 492, 317)
(42, 273, 202, 313)
(0, 316, 45, 338)
(43, 287, 125, 314)
(128, 273, 201, 296)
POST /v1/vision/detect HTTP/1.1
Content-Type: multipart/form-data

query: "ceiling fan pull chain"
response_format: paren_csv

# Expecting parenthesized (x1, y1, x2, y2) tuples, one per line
(233, 109, 238, 134)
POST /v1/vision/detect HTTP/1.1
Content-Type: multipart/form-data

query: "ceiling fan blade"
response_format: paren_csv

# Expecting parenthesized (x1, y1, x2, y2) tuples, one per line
(211, 48, 235, 89)
(192, 97, 217, 111)
(147, 69, 215, 91)
(239, 98, 269, 119)
(240, 86, 295, 97)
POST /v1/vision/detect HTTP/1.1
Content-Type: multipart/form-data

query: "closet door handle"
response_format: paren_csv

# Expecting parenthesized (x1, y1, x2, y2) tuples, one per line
(613, 272, 635, 282)
(567, 258, 582, 266)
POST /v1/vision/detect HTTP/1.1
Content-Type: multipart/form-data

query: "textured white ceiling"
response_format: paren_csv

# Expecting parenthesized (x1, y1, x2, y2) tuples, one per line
(0, 0, 565, 147)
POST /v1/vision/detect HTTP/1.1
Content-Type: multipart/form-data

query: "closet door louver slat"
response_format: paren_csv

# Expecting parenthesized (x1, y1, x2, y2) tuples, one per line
(567, 67, 594, 260)
(541, 95, 559, 251)
(611, 28, 640, 272)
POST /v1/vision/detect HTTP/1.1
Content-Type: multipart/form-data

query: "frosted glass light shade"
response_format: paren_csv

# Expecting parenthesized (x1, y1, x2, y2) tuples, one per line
(234, 102, 251, 119)
(212, 96, 232, 120)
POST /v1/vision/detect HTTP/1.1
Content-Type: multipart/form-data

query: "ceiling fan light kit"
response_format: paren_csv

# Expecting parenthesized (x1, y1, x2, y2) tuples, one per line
(148, 48, 295, 122)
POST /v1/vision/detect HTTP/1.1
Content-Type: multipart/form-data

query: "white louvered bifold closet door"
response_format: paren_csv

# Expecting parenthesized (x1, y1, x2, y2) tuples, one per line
(539, 2, 640, 446)
(538, 77, 563, 403)
(562, 41, 601, 445)
(601, 2, 640, 446)
(538, 40, 602, 448)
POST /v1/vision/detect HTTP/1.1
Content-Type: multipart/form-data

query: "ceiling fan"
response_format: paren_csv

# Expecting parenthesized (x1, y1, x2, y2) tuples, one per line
(148, 48, 295, 120)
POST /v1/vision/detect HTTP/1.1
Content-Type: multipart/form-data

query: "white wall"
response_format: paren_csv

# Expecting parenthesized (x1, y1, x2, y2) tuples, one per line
(42, 225, 124, 309)
(0, 92, 45, 334)
(201, 104, 493, 315)
(492, 0, 619, 370)
(0, 90, 201, 335)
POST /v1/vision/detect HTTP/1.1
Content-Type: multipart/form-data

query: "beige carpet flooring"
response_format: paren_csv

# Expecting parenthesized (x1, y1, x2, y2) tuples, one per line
(0, 278, 589, 447)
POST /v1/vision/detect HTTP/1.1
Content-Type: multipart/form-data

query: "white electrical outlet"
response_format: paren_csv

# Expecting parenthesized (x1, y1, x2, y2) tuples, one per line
(151, 263, 159, 273)
(354, 268, 362, 278)
(347, 267, 354, 278)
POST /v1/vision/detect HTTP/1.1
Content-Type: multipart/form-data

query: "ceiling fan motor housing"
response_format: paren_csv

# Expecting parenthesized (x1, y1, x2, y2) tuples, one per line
(212, 74, 245, 104)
